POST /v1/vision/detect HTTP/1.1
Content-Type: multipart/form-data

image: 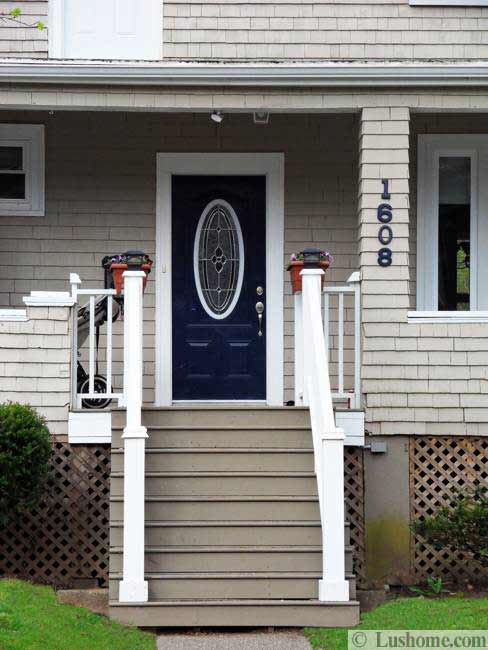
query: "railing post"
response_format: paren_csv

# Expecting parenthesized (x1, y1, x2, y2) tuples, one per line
(319, 427, 349, 602)
(69, 273, 81, 410)
(301, 263, 349, 604)
(119, 270, 148, 603)
(294, 292, 304, 406)
(347, 271, 362, 410)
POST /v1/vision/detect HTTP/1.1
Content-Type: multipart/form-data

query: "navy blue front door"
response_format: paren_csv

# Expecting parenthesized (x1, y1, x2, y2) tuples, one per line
(172, 175, 266, 400)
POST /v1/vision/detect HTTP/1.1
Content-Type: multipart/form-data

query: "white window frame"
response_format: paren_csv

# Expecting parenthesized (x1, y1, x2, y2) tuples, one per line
(0, 125, 44, 217)
(410, 0, 488, 5)
(414, 134, 488, 323)
(48, 0, 163, 60)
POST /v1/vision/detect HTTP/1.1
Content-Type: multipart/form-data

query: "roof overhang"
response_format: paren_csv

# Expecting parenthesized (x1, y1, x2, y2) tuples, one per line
(1, 60, 488, 87)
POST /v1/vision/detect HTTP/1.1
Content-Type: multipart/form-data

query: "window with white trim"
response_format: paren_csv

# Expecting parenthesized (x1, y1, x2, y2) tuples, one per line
(0, 125, 44, 217)
(49, 0, 163, 60)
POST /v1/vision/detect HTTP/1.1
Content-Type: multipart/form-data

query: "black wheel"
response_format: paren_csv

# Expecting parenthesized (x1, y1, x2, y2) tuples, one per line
(78, 375, 112, 409)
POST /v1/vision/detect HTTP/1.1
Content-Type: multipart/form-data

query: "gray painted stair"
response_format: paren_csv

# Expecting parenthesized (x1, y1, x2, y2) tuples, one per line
(109, 406, 360, 627)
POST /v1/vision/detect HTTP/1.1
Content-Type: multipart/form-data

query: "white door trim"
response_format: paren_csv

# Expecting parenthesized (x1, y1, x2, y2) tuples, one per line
(155, 152, 285, 406)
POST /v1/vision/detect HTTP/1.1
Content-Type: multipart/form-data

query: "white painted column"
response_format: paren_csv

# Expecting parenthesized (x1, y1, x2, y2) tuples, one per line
(301, 267, 349, 603)
(294, 292, 304, 406)
(119, 270, 148, 603)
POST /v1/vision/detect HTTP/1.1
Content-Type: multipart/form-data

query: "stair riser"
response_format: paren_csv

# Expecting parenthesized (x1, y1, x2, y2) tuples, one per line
(112, 429, 313, 449)
(110, 577, 320, 600)
(112, 409, 311, 429)
(111, 451, 314, 473)
(110, 500, 320, 521)
(111, 475, 318, 497)
(110, 525, 348, 547)
(110, 551, 353, 573)
(109, 602, 360, 628)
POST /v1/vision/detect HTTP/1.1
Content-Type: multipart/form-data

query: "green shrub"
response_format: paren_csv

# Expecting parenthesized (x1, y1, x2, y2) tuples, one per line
(0, 402, 51, 524)
(412, 485, 488, 569)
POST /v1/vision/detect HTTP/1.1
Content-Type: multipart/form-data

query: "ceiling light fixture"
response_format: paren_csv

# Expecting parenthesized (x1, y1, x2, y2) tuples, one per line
(253, 111, 270, 125)
(211, 111, 223, 123)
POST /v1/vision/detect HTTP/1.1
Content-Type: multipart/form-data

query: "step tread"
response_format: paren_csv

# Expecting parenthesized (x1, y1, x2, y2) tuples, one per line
(113, 425, 313, 432)
(111, 471, 316, 477)
(110, 495, 319, 503)
(109, 599, 360, 607)
(111, 545, 353, 553)
(111, 447, 313, 454)
(110, 571, 355, 579)
(111, 520, 349, 527)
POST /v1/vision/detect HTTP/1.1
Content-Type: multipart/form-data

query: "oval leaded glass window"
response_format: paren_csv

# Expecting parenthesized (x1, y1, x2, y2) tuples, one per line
(193, 199, 244, 320)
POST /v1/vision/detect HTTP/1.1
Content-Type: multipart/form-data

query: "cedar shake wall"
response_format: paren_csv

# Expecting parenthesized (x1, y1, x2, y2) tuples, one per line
(0, 111, 359, 403)
(6, 1, 488, 61)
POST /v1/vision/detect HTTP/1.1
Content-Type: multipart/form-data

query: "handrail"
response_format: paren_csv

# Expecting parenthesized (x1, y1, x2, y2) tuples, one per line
(69, 273, 123, 408)
(301, 267, 350, 603)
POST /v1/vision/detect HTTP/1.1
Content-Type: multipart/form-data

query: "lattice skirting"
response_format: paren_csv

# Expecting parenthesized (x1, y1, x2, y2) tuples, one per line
(410, 436, 488, 584)
(0, 442, 366, 590)
(0, 442, 110, 588)
(345, 447, 366, 586)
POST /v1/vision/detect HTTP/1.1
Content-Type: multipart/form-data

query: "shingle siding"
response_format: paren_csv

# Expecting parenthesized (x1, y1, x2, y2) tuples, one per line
(4, 1, 488, 61)
(0, 110, 359, 403)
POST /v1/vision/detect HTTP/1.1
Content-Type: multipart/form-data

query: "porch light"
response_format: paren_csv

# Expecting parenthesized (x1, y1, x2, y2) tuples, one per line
(253, 111, 270, 124)
(211, 111, 223, 123)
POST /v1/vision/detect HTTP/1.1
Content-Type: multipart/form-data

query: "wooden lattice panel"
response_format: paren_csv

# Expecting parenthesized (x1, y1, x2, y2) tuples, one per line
(345, 447, 366, 585)
(410, 436, 488, 583)
(0, 442, 110, 588)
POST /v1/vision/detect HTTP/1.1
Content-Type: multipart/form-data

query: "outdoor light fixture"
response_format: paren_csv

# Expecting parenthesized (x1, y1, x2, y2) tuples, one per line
(253, 111, 270, 124)
(211, 111, 223, 123)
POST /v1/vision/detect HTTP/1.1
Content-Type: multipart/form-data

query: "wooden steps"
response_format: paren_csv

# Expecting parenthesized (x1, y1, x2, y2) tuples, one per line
(109, 406, 360, 628)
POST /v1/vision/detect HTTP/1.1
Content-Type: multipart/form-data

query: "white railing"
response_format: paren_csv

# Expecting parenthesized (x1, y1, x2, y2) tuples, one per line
(70, 273, 123, 408)
(300, 267, 350, 602)
(323, 271, 361, 409)
(295, 271, 361, 409)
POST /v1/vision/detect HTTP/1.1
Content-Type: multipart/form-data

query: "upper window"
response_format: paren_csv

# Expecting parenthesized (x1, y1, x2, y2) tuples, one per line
(417, 135, 488, 313)
(0, 125, 44, 217)
(49, 0, 162, 60)
(410, 0, 488, 5)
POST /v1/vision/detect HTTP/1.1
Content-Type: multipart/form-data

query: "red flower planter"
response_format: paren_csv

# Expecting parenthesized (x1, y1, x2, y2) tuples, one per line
(110, 263, 152, 295)
(287, 260, 329, 294)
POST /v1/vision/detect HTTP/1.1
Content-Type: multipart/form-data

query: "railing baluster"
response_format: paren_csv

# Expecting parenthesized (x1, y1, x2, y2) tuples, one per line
(88, 295, 95, 395)
(323, 290, 330, 360)
(106, 296, 113, 395)
(338, 291, 344, 396)
(354, 280, 361, 409)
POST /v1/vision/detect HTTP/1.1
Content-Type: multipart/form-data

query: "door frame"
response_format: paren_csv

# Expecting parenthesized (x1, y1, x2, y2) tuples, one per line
(155, 152, 285, 406)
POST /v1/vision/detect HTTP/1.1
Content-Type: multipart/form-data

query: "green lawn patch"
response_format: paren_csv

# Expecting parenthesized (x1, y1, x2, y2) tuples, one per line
(305, 596, 488, 650)
(0, 579, 154, 650)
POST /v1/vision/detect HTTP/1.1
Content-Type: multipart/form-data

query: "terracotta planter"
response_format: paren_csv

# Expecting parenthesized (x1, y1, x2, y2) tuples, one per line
(110, 263, 152, 295)
(287, 260, 330, 294)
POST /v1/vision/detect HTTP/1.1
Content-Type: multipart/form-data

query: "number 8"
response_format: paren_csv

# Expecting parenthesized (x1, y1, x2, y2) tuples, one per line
(378, 248, 392, 267)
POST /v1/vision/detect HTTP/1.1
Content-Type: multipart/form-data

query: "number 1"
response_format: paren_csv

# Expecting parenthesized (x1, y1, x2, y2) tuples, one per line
(381, 179, 390, 200)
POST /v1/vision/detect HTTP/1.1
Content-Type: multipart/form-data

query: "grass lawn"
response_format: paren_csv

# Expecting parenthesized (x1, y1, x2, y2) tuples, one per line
(0, 579, 155, 650)
(305, 596, 488, 650)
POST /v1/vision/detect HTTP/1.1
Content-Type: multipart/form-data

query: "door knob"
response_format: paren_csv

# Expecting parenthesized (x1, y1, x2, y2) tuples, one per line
(255, 301, 264, 337)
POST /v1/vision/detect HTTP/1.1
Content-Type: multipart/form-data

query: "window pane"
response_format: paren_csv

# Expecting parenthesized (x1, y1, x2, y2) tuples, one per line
(438, 156, 470, 311)
(0, 147, 22, 170)
(0, 173, 25, 199)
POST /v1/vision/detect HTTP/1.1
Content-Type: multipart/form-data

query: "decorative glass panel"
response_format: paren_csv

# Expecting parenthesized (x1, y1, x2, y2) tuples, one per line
(438, 156, 470, 311)
(194, 199, 244, 320)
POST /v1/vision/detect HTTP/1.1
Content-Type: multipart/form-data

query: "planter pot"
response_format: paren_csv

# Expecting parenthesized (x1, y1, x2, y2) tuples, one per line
(287, 260, 330, 294)
(110, 263, 152, 295)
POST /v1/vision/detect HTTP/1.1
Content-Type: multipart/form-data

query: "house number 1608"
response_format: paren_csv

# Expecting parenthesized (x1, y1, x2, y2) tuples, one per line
(377, 179, 393, 267)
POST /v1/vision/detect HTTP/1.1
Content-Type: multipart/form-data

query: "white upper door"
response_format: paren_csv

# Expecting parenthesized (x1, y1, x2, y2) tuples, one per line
(52, 0, 162, 60)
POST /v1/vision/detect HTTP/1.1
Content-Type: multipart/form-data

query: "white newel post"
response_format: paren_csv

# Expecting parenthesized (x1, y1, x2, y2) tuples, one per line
(294, 292, 304, 406)
(119, 270, 148, 603)
(301, 267, 349, 603)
